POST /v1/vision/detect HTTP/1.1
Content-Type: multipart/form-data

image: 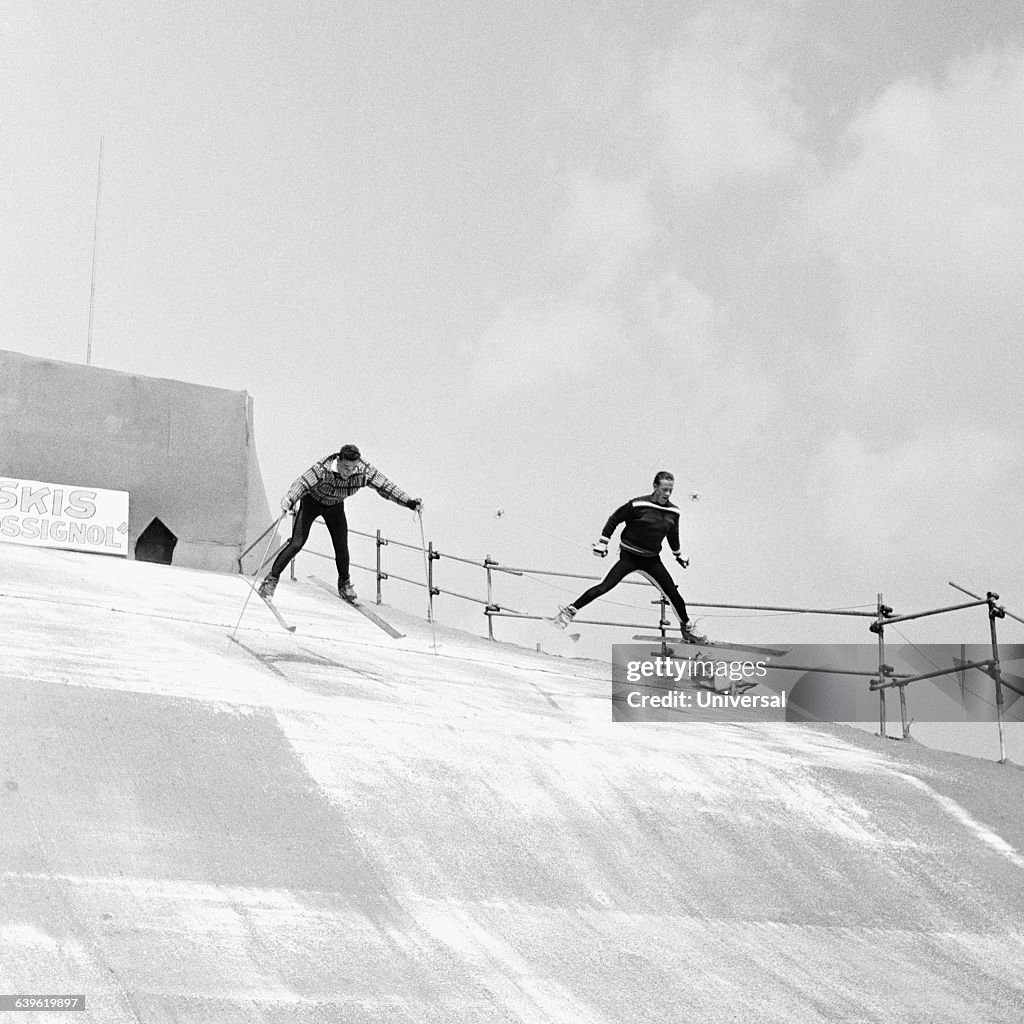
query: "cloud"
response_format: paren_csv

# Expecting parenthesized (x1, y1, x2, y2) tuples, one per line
(644, 271, 715, 348)
(469, 263, 722, 400)
(470, 9, 814, 399)
(555, 171, 657, 292)
(805, 426, 1021, 553)
(471, 296, 625, 392)
(648, 9, 806, 192)
(555, 34, 644, 132)
(805, 46, 1024, 355)
(470, 172, 664, 395)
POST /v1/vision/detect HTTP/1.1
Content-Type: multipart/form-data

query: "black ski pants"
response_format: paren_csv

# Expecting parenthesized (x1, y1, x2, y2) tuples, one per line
(269, 496, 350, 582)
(571, 550, 689, 625)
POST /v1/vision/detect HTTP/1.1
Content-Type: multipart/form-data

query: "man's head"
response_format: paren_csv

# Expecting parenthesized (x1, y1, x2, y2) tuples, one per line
(336, 444, 362, 478)
(652, 471, 674, 504)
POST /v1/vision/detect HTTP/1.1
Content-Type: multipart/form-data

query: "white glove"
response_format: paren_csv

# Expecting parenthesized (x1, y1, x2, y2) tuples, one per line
(592, 538, 609, 558)
(281, 496, 295, 513)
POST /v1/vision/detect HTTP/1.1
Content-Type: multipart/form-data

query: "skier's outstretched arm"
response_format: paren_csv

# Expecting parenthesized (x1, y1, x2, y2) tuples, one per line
(365, 463, 422, 510)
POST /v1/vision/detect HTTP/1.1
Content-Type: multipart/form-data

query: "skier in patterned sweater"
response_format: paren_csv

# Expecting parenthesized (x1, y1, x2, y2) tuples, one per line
(258, 444, 422, 602)
(552, 471, 708, 643)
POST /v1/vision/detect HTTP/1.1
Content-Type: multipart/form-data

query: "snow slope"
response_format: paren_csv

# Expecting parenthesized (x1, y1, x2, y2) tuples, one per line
(1, 543, 1023, 1022)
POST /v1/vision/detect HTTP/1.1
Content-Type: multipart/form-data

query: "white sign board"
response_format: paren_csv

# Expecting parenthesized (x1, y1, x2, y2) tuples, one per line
(0, 477, 130, 557)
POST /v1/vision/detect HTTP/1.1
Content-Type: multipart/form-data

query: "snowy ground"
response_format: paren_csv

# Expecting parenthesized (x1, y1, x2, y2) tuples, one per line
(1, 542, 1023, 1022)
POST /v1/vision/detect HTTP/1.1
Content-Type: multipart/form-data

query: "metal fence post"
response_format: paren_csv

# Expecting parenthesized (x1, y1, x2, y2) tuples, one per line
(898, 667, 910, 739)
(987, 591, 1008, 764)
(654, 596, 671, 656)
(871, 593, 888, 738)
(427, 540, 439, 623)
(485, 556, 496, 640)
(375, 529, 387, 605)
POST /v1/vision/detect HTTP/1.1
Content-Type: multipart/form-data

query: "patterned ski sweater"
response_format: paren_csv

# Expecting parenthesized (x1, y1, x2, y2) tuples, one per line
(600, 494, 681, 558)
(285, 455, 414, 509)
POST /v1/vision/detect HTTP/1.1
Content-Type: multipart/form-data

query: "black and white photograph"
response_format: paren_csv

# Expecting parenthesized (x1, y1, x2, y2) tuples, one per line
(2, 2, 1024, 1020)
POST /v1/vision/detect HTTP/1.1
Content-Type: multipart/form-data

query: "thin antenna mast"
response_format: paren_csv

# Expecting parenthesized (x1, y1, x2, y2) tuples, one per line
(86, 135, 104, 365)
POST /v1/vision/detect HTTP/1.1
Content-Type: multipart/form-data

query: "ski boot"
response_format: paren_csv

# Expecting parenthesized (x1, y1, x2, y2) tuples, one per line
(681, 622, 708, 645)
(257, 574, 279, 601)
(338, 577, 358, 602)
(551, 605, 578, 630)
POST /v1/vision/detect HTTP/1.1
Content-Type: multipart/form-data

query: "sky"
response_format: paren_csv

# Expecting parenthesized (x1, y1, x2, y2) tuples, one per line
(3, 0, 1024, 661)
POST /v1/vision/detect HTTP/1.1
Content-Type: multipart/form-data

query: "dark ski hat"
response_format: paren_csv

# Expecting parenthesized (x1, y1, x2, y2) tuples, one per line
(338, 444, 361, 461)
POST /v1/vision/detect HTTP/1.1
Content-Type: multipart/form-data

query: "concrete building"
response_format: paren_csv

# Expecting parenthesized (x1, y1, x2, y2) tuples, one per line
(0, 348, 273, 573)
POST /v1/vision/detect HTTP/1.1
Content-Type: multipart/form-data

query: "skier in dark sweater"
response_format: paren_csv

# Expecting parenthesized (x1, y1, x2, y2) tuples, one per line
(258, 444, 421, 602)
(552, 471, 708, 643)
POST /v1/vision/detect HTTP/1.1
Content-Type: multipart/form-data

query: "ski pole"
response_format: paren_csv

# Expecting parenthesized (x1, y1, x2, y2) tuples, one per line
(229, 513, 286, 642)
(417, 508, 438, 654)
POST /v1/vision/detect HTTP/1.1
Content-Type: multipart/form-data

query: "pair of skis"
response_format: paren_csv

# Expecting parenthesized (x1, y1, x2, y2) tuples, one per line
(631, 635, 789, 659)
(244, 577, 404, 639)
(543, 608, 784, 659)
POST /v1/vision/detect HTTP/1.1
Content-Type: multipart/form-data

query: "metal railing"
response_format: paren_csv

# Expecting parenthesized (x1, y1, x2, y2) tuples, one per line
(294, 523, 665, 635)
(240, 517, 1021, 762)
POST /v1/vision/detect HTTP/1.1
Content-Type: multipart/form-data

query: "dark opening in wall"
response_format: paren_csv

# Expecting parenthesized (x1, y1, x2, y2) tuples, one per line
(135, 518, 177, 564)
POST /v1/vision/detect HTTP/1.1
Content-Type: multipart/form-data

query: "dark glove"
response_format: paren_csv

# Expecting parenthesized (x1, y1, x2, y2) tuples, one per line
(675, 555, 689, 569)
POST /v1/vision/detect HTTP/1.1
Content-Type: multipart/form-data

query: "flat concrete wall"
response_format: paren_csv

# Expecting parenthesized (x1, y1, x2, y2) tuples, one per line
(0, 349, 274, 573)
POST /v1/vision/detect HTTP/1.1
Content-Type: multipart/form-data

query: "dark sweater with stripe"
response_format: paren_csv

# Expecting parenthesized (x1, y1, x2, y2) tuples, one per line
(600, 495, 681, 558)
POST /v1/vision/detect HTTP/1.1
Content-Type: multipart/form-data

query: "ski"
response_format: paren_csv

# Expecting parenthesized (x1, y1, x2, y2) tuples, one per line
(308, 576, 405, 639)
(631, 635, 789, 659)
(247, 582, 297, 633)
